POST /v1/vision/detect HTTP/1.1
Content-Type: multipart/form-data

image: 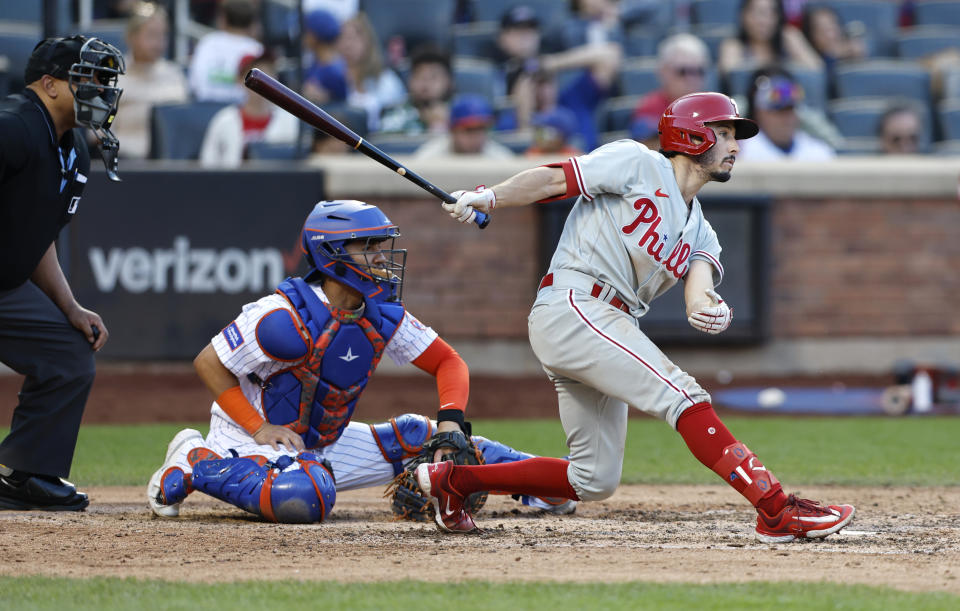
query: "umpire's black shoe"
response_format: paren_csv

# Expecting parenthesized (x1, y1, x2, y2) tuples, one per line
(0, 472, 89, 511)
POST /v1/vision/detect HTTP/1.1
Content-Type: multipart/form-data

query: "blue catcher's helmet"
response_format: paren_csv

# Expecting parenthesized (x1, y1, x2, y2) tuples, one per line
(301, 200, 406, 302)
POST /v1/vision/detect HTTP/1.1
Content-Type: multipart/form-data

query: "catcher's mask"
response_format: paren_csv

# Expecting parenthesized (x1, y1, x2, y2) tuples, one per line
(301, 200, 407, 303)
(26, 35, 126, 181)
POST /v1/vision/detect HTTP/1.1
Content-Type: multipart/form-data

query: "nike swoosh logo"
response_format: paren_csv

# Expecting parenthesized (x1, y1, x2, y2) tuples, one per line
(655, 188, 669, 198)
(444, 496, 455, 516)
(797, 514, 841, 523)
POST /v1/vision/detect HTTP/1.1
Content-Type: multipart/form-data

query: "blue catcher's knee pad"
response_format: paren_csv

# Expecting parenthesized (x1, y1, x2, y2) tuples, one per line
(473, 436, 535, 464)
(370, 414, 433, 475)
(190, 453, 336, 523)
(270, 453, 336, 524)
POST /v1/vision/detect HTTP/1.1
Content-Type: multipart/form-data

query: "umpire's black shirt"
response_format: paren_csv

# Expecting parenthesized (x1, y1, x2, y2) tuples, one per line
(0, 88, 90, 291)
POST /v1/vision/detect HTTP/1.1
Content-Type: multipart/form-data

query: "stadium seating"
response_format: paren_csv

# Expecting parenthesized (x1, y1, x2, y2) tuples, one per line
(361, 0, 455, 51)
(834, 60, 932, 108)
(0, 0, 42, 23)
(932, 139, 960, 155)
(938, 99, 960, 141)
(623, 26, 661, 58)
(452, 57, 499, 100)
(724, 64, 829, 111)
(808, 0, 901, 56)
(77, 20, 128, 55)
(246, 141, 305, 161)
(149, 101, 229, 160)
(470, 0, 569, 29)
(452, 21, 498, 60)
(944, 67, 960, 100)
(896, 27, 960, 60)
(913, 0, 960, 27)
(690, 0, 740, 26)
(619, 58, 659, 97)
(366, 132, 430, 155)
(261, 0, 299, 55)
(491, 130, 532, 155)
(596, 95, 643, 133)
(828, 96, 932, 149)
(0, 25, 42, 95)
(689, 23, 736, 63)
(835, 136, 880, 155)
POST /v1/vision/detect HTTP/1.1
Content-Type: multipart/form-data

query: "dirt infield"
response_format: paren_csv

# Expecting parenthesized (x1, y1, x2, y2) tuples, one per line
(0, 484, 957, 593)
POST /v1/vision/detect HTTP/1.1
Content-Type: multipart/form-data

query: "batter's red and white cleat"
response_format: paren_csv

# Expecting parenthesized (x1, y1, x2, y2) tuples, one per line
(415, 461, 478, 534)
(755, 494, 856, 543)
(146, 428, 204, 518)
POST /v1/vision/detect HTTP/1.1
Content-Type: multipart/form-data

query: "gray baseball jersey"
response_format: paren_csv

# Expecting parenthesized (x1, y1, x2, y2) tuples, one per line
(549, 139, 723, 316)
(530, 140, 721, 501)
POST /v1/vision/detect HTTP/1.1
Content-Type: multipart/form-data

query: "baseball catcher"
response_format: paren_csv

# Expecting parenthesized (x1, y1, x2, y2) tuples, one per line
(146, 200, 574, 523)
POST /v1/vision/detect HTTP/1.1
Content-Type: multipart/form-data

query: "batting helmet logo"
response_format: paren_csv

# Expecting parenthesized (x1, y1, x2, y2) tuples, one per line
(658, 92, 759, 155)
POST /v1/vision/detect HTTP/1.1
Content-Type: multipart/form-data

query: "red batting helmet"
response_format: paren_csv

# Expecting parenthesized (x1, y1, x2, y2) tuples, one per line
(658, 92, 759, 155)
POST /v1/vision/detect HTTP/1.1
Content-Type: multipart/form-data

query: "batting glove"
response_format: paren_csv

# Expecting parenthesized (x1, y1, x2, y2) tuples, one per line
(444, 186, 496, 224)
(688, 289, 733, 335)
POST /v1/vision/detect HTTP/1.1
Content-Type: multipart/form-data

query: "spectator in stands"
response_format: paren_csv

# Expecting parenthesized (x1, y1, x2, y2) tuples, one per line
(412, 95, 514, 159)
(525, 107, 581, 157)
(309, 110, 360, 157)
(877, 104, 923, 155)
(188, 0, 263, 103)
(301, 8, 349, 105)
(801, 4, 866, 98)
(113, 1, 189, 159)
(495, 5, 622, 151)
(303, 0, 359, 25)
(555, 0, 625, 51)
(738, 66, 834, 161)
(199, 52, 300, 168)
(629, 33, 710, 148)
(718, 0, 822, 76)
(338, 13, 406, 131)
(380, 46, 454, 135)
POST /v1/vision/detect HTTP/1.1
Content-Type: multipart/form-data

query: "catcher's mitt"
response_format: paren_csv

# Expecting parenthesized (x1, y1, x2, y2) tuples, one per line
(385, 431, 487, 521)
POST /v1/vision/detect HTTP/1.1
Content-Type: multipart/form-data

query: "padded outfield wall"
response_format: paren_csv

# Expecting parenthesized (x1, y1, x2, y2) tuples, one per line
(68, 156, 960, 376)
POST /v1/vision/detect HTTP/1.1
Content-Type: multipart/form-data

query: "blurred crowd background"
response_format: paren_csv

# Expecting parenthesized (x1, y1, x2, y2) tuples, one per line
(2, 0, 959, 165)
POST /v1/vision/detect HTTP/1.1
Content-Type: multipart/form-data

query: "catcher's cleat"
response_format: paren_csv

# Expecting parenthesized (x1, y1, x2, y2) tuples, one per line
(416, 461, 478, 534)
(755, 494, 855, 543)
(146, 428, 204, 518)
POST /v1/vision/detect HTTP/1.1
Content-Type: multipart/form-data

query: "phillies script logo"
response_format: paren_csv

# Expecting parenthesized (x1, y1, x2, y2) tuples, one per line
(621, 198, 691, 279)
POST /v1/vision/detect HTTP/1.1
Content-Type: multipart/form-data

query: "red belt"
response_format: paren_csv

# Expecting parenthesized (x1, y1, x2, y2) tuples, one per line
(538, 273, 629, 313)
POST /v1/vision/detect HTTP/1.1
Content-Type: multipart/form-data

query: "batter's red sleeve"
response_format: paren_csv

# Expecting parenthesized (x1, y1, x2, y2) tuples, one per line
(535, 160, 582, 203)
(217, 385, 265, 435)
(412, 337, 468, 427)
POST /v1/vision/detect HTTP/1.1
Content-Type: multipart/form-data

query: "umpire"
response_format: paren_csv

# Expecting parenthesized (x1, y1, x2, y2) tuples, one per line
(0, 35, 125, 511)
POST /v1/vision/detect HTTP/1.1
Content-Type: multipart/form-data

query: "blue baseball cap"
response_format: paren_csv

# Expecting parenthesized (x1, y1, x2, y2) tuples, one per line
(753, 75, 805, 111)
(532, 107, 577, 140)
(305, 9, 340, 43)
(449, 94, 493, 129)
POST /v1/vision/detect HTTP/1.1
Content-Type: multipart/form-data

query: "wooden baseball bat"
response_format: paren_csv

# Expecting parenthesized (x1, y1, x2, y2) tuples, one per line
(243, 68, 490, 229)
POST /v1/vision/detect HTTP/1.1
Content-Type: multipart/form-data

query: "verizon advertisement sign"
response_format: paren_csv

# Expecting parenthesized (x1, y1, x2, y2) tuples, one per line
(71, 169, 323, 359)
(89, 237, 285, 294)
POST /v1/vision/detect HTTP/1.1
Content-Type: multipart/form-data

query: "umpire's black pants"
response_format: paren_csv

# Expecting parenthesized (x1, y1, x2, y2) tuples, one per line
(0, 281, 95, 478)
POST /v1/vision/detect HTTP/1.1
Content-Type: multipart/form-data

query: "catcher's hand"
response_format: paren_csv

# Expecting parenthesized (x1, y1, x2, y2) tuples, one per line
(385, 430, 487, 522)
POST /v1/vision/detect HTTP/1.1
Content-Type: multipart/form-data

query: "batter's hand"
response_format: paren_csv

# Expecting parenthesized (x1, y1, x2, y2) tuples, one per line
(67, 306, 108, 351)
(253, 423, 306, 452)
(687, 289, 732, 335)
(444, 186, 496, 224)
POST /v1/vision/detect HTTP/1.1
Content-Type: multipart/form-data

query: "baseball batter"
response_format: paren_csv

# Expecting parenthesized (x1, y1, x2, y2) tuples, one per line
(146, 199, 573, 522)
(417, 92, 856, 542)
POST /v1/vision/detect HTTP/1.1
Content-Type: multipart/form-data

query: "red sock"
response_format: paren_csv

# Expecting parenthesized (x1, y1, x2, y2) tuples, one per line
(448, 457, 579, 501)
(676, 402, 786, 515)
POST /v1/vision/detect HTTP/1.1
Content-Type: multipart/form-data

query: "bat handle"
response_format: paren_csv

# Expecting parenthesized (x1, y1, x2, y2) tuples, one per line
(439, 191, 490, 229)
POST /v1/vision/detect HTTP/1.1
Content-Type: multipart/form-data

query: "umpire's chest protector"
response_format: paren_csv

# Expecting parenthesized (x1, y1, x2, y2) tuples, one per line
(260, 278, 403, 448)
